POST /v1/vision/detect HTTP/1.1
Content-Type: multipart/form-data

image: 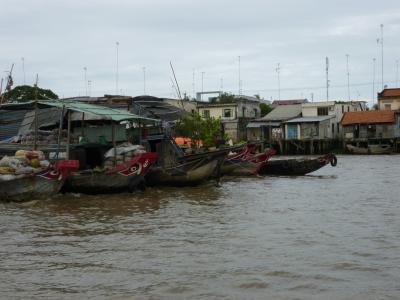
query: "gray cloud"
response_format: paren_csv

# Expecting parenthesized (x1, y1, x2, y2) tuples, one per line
(1, 0, 399, 105)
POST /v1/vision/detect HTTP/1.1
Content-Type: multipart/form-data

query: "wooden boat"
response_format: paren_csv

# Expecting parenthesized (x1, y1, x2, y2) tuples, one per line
(144, 136, 233, 186)
(258, 153, 337, 176)
(62, 152, 158, 194)
(222, 146, 276, 176)
(0, 162, 77, 202)
(346, 144, 392, 154)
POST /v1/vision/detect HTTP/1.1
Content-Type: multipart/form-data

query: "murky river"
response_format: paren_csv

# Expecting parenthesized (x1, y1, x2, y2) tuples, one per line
(1, 155, 399, 299)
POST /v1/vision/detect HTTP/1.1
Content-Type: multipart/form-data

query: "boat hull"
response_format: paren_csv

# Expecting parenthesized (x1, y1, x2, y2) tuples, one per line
(0, 175, 63, 202)
(259, 154, 336, 176)
(62, 172, 145, 194)
(62, 153, 157, 194)
(222, 149, 276, 176)
(146, 148, 231, 186)
(346, 144, 392, 154)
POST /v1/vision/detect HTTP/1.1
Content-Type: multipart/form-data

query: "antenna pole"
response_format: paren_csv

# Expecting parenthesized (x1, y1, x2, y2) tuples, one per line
(276, 63, 281, 100)
(372, 58, 376, 105)
(380, 24, 384, 90)
(116, 41, 119, 95)
(346, 54, 350, 101)
(169, 61, 182, 99)
(326, 57, 329, 101)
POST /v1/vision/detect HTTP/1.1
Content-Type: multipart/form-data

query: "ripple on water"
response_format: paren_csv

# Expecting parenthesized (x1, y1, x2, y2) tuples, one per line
(1, 155, 400, 299)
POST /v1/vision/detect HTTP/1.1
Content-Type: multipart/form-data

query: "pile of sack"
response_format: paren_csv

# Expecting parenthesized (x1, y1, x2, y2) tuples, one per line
(103, 143, 146, 170)
(20, 129, 68, 145)
(0, 150, 50, 181)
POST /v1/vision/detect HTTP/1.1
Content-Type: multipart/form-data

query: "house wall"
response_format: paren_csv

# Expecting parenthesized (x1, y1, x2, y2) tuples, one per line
(395, 114, 400, 137)
(302, 101, 364, 139)
(197, 105, 237, 120)
(378, 99, 400, 110)
(343, 123, 395, 139)
(164, 99, 197, 114)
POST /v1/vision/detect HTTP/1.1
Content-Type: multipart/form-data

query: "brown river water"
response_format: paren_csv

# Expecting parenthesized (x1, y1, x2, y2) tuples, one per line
(0, 155, 400, 300)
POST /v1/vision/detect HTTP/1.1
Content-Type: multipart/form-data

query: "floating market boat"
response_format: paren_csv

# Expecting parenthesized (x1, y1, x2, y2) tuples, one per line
(258, 153, 337, 176)
(346, 144, 392, 154)
(62, 150, 158, 194)
(0, 152, 78, 202)
(222, 145, 276, 176)
(144, 135, 233, 186)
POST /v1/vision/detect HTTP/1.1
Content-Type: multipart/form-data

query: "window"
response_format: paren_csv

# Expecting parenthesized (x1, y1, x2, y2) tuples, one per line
(337, 123, 340, 133)
(317, 107, 328, 116)
(347, 106, 350, 112)
(385, 104, 391, 110)
(254, 108, 258, 118)
(342, 105, 344, 113)
(223, 109, 232, 118)
(331, 123, 335, 134)
(202, 110, 210, 118)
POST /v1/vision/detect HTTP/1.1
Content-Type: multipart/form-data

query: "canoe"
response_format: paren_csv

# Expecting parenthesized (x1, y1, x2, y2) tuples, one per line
(145, 148, 231, 186)
(222, 147, 276, 176)
(258, 153, 337, 176)
(62, 152, 158, 194)
(346, 144, 392, 154)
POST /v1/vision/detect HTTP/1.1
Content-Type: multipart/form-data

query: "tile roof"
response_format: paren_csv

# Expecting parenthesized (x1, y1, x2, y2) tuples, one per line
(380, 88, 400, 97)
(341, 110, 396, 125)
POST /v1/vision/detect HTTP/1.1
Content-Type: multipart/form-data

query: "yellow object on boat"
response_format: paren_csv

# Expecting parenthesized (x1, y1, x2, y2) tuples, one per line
(0, 167, 15, 174)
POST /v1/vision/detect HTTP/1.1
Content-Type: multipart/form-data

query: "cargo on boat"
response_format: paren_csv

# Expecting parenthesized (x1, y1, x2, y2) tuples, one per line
(144, 135, 233, 186)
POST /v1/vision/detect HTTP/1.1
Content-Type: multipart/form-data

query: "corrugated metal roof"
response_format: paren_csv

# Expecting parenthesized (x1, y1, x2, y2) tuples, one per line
(284, 115, 334, 123)
(247, 121, 281, 128)
(341, 110, 395, 125)
(260, 104, 302, 121)
(0, 109, 28, 141)
(38, 101, 159, 122)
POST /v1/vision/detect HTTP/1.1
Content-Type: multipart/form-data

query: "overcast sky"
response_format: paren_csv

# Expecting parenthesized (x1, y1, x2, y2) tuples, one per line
(1, 0, 399, 105)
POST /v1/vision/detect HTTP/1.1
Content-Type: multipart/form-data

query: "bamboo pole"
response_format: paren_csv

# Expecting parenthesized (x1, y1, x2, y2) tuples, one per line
(33, 102, 38, 150)
(112, 122, 117, 167)
(66, 111, 71, 160)
(56, 105, 65, 160)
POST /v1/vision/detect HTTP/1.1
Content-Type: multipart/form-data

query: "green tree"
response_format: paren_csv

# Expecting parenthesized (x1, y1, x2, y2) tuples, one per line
(260, 102, 272, 117)
(2, 85, 58, 102)
(176, 113, 224, 148)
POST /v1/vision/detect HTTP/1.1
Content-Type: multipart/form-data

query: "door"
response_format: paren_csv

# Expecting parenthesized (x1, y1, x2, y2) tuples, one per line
(287, 124, 298, 139)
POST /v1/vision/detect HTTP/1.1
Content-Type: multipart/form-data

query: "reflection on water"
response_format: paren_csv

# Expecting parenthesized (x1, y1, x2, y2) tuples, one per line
(0, 155, 400, 299)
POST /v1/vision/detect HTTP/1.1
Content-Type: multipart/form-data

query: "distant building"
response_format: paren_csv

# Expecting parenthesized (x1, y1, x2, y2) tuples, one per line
(341, 110, 397, 139)
(197, 98, 260, 142)
(377, 88, 400, 110)
(283, 100, 367, 140)
(271, 99, 308, 107)
(246, 104, 302, 141)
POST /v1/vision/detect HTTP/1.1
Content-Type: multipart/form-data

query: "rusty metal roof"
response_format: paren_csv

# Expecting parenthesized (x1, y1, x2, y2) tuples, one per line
(341, 110, 396, 125)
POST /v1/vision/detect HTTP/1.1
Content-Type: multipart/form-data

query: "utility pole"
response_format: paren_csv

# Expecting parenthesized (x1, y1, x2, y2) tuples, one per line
(346, 54, 350, 101)
(372, 58, 376, 105)
(276, 63, 281, 100)
(396, 59, 399, 88)
(116, 41, 119, 95)
(143, 67, 146, 95)
(201, 72, 205, 101)
(220, 77, 223, 91)
(380, 24, 384, 90)
(192, 68, 195, 98)
(326, 57, 329, 101)
(21, 57, 26, 85)
(88, 80, 92, 96)
(83, 67, 87, 96)
(238, 56, 242, 96)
